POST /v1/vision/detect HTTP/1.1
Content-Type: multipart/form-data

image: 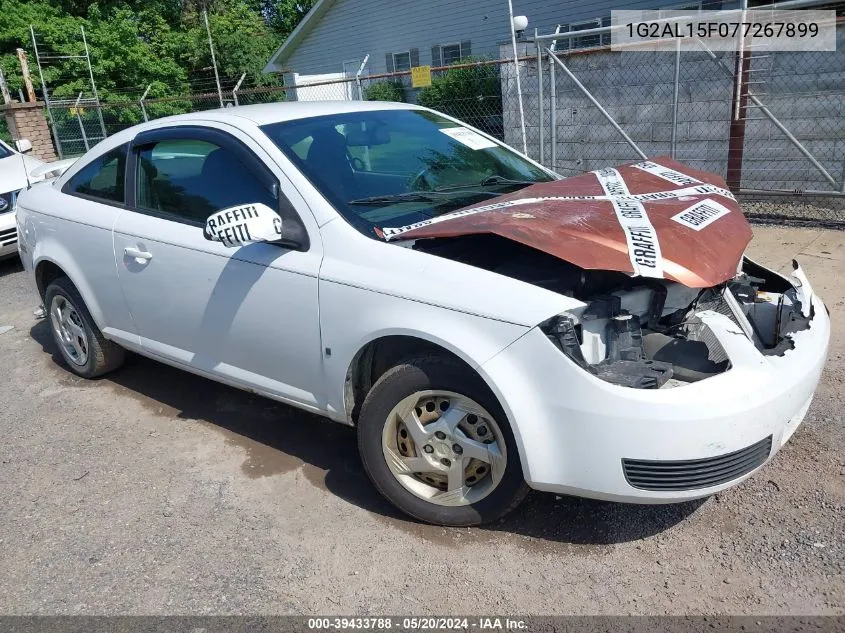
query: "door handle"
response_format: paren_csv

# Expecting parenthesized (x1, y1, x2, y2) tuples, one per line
(124, 246, 153, 263)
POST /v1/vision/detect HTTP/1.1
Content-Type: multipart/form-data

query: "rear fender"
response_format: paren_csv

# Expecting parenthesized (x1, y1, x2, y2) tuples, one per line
(33, 239, 107, 329)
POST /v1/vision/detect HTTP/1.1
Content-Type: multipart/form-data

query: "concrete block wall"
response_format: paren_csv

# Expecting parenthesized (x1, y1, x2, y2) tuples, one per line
(2, 102, 58, 162)
(501, 25, 845, 192)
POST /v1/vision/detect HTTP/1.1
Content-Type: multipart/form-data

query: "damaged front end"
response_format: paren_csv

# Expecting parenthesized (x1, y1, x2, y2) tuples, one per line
(388, 157, 821, 390)
(539, 257, 813, 389)
(409, 229, 815, 390)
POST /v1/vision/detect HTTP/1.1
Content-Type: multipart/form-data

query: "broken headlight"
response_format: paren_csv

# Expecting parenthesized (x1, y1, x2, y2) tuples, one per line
(541, 310, 673, 389)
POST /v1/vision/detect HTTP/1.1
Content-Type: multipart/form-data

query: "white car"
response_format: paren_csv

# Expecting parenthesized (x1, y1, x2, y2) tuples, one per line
(15, 102, 829, 526)
(0, 138, 47, 260)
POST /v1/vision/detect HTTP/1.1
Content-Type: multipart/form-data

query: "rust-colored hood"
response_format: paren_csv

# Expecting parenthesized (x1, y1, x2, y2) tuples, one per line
(381, 157, 752, 288)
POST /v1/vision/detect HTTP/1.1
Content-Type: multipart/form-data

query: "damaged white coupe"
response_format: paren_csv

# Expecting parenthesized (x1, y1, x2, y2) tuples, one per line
(16, 102, 829, 526)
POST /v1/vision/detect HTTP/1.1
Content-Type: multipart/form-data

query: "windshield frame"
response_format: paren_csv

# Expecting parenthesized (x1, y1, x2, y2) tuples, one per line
(0, 140, 14, 160)
(259, 107, 557, 238)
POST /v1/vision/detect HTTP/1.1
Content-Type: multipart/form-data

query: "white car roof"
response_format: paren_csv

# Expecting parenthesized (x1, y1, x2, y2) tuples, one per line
(154, 100, 422, 128)
(56, 101, 426, 184)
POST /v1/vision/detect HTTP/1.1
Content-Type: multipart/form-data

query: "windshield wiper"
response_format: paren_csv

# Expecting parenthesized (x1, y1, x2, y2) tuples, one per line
(347, 189, 499, 206)
(434, 175, 537, 192)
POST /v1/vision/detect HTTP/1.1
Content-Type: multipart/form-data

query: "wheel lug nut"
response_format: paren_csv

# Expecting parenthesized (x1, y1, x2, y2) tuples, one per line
(452, 444, 463, 454)
(434, 431, 446, 440)
(440, 458, 451, 467)
(423, 445, 434, 454)
(477, 425, 488, 437)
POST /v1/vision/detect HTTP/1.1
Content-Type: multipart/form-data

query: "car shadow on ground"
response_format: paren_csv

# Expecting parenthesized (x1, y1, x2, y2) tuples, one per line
(0, 257, 23, 278)
(30, 319, 705, 545)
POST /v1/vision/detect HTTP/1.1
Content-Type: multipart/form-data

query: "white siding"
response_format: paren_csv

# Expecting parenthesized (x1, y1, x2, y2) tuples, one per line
(272, 0, 731, 75)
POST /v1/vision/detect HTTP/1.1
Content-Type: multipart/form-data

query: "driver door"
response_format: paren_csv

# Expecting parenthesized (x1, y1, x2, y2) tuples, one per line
(112, 124, 325, 409)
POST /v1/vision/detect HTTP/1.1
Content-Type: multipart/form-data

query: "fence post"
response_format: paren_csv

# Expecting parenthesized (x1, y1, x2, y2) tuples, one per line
(203, 9, 224, 108)
(549, 48, 556, 172)
(548, 25, 561, 173)
(28, 28, 63, 159)
(81, 26, 107, 139)
(840, 160, 845, 194)
(726, 0, 750, 190)
(232, 72, 246, 106)
(355, 54, 370, 101)
(535, 30, 544, 165)
(671, 37, 681, 159)
(139, 83, 152, 122)
(74, 92, 89, 151)
(547, 48, 648, 161)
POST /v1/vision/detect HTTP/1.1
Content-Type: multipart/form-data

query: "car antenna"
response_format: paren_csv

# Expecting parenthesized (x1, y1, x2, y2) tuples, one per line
(18, 143, 32, 190)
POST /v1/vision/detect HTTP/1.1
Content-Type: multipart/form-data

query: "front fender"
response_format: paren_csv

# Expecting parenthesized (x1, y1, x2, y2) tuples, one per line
(319, 278, 530, 424)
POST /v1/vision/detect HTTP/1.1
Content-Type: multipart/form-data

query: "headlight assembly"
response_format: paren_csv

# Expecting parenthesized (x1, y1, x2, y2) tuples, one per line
(540, 312, 673, 389)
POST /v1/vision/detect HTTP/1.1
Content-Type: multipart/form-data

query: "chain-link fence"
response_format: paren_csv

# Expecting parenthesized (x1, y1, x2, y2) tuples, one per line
(37, 21, 845, 225)
(523, 21, 845, 224)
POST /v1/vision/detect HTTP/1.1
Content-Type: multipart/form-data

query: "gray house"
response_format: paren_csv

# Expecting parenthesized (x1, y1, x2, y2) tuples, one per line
(263, 0, 728, 77)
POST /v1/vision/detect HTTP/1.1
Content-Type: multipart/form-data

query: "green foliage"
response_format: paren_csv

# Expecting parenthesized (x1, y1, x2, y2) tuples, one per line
(258, 0, 317, 39)
(364, 80, 405, 103)
(417, 57, 502, 136)
(0, 117, 11, 143)
(0, 0, 289, 127)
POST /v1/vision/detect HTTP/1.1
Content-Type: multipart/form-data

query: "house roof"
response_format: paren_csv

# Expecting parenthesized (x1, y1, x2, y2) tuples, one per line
(263, 0, 338, 73)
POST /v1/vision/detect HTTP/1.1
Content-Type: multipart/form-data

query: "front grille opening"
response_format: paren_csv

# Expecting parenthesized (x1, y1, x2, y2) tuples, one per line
(622, 435, 773, 491)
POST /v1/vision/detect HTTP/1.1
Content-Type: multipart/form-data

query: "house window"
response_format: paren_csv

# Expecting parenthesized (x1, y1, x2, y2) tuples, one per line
(665, 0, 703, 10)
(442, 43, 462, 65)
(656, 1, 703, 18)
(392, 51, 411, 72)
(432, 41, 471, 67)
(567, 18, 608, 50)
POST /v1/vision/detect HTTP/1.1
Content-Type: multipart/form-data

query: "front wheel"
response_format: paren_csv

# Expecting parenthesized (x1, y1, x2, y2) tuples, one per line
(358, 355, 528, 526)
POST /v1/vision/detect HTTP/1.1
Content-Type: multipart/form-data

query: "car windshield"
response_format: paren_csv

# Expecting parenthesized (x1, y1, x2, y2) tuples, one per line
(260, 109, 553, 237)
(0, 142, 13, 160)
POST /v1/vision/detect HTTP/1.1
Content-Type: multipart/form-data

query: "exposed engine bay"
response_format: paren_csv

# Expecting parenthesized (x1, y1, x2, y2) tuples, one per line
(413, 234, 813, 389)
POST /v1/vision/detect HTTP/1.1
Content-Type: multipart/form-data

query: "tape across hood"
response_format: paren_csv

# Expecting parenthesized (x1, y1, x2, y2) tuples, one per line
(381, 157, 752, 289)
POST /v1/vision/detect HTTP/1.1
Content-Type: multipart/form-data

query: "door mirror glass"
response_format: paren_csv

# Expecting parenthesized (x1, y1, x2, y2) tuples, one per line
(204, 202, 283, 247)
(15, 139, 32, 154)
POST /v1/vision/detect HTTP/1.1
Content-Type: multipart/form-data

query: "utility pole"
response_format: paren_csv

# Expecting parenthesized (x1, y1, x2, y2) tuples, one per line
(0, 68, 11, 105)
(16, 49, 36, 102)
(203, 8, 224, 108)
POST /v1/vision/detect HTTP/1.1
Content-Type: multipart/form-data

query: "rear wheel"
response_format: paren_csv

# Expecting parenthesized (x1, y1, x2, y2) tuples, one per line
(45, 277, 125, 378)
(358, 355, 528, 526)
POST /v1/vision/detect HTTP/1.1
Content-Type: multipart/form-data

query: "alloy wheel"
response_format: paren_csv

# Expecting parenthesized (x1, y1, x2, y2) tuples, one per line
(381, 390, 507, 507)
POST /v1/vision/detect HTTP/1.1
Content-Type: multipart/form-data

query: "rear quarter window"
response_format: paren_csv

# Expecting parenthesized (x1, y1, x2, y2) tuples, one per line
(64, 145, 128, 204)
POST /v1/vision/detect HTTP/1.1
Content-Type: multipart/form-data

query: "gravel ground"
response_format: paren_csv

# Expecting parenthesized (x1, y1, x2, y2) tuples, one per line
(740, 197, 845, 227)
(0, 225, 842, 616)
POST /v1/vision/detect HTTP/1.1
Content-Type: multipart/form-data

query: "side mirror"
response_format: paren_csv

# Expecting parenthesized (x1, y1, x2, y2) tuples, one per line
(204, 202, 284, 247)
(15, 139, 32, 154)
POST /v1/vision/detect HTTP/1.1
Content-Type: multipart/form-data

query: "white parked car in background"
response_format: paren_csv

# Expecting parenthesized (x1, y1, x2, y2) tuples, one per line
(15, 102, 829, 526)
(0, 138, 47, 260)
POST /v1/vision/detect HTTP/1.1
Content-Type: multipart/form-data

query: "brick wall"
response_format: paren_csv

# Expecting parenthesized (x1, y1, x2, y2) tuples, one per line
(1, 101, 58, 162)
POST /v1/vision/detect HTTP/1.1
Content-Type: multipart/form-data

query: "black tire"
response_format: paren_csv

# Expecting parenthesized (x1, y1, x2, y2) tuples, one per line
(44, 277, 125, 378)
(358, 355, 529, 526)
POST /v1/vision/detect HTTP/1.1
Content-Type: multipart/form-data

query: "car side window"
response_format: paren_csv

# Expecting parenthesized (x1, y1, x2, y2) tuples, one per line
(135, 138, 277, 223)
(64, 145, 127, 203)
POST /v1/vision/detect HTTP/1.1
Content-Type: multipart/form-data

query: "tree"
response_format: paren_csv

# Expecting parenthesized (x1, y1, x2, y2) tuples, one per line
(258, 0, 316, 38)
(0, 0, 305, 141)
(417, 58, 502, 136)
(364, 80, 405, 102)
